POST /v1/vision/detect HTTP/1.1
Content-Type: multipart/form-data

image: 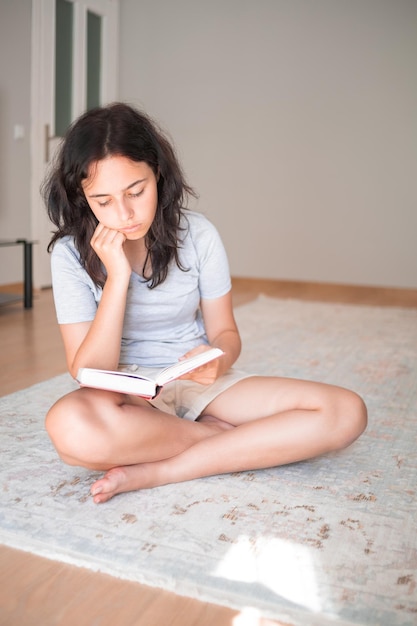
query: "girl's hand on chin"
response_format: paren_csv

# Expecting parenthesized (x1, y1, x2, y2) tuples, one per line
(90, 223, 131, 279)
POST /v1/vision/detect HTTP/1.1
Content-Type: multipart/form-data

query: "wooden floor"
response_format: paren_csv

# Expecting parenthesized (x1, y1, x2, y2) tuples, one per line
(0, 278, 416, 626)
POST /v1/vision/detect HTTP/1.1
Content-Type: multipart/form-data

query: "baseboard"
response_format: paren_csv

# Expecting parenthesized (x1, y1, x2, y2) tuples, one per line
(231, 277, 417, 308)
(0, 282, 25, 294)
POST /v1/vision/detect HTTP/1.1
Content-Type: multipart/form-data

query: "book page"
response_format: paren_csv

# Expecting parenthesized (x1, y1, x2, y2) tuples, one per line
(156, 348, 224, 385)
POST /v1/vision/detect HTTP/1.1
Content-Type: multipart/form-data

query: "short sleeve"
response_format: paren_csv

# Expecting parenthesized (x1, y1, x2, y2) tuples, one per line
(51, 238, 102, 324)
(186, 212, 231, 300)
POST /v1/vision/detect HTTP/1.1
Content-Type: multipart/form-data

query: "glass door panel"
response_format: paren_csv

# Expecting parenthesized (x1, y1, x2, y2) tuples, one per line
(55, 0, 74, 136)
(87, 10, 102, 110)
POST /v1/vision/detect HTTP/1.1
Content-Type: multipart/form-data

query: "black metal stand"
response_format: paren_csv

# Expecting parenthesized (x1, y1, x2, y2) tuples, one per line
(0, 239, 36, 309)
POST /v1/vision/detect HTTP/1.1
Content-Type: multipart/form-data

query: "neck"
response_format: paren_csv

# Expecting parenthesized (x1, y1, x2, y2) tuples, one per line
(124, 237, 149, 276)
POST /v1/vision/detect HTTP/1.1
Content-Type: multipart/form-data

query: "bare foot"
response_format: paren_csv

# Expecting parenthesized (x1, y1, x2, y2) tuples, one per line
(90, 416, 233, 503)
(91, 464, 157, 504)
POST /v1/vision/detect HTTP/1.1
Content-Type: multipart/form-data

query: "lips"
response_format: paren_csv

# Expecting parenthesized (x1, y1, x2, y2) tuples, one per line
(120, 223, 142, 234)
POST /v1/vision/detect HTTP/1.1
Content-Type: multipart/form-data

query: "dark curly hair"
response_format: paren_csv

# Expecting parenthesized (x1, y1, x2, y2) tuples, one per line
(43, 103, 196, 288)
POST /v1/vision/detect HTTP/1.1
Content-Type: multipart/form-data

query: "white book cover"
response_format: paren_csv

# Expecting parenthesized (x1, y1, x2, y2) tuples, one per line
(76, 348, 224, 398)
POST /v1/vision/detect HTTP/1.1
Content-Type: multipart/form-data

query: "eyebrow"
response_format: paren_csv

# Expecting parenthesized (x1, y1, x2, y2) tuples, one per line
(87, 178, 146, 198)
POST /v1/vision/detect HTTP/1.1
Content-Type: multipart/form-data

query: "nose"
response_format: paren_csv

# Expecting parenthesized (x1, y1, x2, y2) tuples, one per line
(116, 198, 134, 222)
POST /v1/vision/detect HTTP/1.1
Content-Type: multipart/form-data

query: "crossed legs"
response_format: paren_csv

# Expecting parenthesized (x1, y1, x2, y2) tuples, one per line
(45, 376, 367, 503)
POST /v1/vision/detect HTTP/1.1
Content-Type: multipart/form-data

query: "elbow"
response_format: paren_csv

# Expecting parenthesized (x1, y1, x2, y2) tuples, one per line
(67, 359, 80, 381)
(234, 334, 242, 361)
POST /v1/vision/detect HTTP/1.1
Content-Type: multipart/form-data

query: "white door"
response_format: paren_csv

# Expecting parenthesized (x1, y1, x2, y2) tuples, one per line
(31, 0, 119, 288)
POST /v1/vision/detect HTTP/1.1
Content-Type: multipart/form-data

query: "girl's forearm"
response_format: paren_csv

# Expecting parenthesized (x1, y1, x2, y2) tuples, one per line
(211, 329, 241, 376)
(70, 277, 129, 376)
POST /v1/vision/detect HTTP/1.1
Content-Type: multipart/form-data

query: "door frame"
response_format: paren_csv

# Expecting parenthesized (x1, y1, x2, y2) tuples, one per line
(30, 0, 119, 288)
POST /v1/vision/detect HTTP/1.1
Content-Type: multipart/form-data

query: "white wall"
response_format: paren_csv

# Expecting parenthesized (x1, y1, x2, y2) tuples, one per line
(119, 0, 417, 289)
(0, 0, 415, 289)
(0, 0, 32, 285)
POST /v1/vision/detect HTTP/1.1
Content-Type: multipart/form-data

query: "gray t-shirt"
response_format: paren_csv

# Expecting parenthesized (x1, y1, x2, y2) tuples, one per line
(51, 210, 231, 368)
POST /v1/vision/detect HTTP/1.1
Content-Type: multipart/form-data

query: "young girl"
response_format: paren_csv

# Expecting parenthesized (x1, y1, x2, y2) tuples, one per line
(44, 102, 367, 504)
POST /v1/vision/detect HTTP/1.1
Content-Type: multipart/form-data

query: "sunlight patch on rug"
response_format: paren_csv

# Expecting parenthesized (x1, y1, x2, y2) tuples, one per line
(213, 535, 322, 613)
(1, 296, 416, 626)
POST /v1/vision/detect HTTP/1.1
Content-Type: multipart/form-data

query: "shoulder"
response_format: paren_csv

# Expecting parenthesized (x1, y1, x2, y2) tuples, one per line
(50, 236, 102, 321)
(51, 236, 94, 279)
(180, 210, 223, 247)
(181, 209, 216, 229)
(51, 236, 81, 265)
(178, 211, 231, 296)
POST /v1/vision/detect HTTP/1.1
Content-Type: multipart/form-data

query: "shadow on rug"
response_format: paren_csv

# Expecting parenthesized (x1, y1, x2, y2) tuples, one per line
(1, 296, 416, 626)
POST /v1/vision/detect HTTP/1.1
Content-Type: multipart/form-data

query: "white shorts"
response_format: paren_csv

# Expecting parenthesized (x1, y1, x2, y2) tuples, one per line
(121, 366, 252, 421)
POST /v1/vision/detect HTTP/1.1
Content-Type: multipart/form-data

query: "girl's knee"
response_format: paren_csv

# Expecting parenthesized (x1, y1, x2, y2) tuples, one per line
(45, 396, 68, 445)
(45, 391, 105, 467)
(350, 391, 367, 434)
(335, 389, 367, 449)
(46, 395, 82, 462)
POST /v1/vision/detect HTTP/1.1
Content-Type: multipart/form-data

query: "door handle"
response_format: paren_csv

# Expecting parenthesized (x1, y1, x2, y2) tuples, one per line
(44, 124, 62, 162)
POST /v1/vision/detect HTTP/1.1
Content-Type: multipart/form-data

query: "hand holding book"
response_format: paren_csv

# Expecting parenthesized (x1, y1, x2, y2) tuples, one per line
(176, 345, 225, 385)
(76, 347, 225, 399)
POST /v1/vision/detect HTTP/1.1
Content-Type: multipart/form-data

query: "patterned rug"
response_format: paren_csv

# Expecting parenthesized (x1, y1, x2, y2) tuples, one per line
(1, 296, 416, 626)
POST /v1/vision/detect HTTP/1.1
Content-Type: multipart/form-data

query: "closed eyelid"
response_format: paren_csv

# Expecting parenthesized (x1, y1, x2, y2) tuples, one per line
(87, 178, 147, 199)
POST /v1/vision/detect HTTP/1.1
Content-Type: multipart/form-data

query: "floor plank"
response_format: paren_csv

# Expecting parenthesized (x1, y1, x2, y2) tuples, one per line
(0, 545, 240, 626)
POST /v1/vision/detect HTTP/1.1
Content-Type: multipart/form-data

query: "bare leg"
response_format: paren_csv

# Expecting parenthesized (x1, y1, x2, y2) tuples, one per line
(90, 377, 367, 503)
(45, 387, 229, 470)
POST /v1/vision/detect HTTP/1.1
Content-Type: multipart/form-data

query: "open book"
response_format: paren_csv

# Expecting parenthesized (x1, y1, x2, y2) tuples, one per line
(76, 347, 224, 399)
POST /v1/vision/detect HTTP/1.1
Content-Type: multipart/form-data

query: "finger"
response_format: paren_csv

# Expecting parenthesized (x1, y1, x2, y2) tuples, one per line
(90, 222, 105, 244)
(91, 225, 126, 248)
